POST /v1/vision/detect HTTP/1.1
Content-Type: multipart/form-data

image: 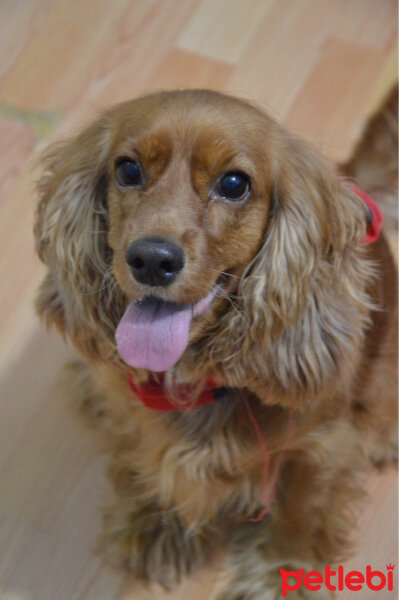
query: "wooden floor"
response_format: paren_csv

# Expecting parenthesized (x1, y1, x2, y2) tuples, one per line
(0, 1, 397, 599)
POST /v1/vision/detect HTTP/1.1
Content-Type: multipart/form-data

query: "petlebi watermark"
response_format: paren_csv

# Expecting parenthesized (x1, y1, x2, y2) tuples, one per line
(280, 564, 395, 596)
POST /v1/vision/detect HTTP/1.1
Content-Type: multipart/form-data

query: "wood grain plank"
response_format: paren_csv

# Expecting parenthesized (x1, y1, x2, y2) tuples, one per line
(0, 162, 43, 369)
(0, 0, 53, 83)
(364, 42, 398, 116)
(0, 515, 109, 600)
(0, 114, 36, 205)
(325, 0, 398, 50)
(226, 0, 337, 120)
(0, 328, 123, 600)
(145, 48, 232, 92)
(284, 38, 386, 162)
(43, 0, 202, 135)
(68, 0, 202, 110)
(177, 0, 275, 65)
(0, 0, 131, 111)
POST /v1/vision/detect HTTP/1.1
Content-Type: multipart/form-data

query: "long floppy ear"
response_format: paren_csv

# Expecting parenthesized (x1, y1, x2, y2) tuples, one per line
(34, 116, 125, 361)
(239, 135, 373, 398)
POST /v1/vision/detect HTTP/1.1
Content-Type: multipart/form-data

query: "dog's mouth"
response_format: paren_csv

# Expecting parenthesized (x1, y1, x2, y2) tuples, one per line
(115, 276, 227, 372)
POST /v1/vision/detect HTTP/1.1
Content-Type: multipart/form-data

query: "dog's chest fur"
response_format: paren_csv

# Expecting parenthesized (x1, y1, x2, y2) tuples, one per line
(93, 369, 358, 530)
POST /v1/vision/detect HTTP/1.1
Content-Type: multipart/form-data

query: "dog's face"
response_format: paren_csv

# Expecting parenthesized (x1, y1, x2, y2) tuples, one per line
(35, 90, 370, 395)
(105, 94, 279, 370)
(108, 97, 272, 304)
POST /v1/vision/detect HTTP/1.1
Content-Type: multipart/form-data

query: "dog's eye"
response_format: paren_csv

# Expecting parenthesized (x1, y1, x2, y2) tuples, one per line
(115, 158, 142, 187)
(217, 172, 250, 201)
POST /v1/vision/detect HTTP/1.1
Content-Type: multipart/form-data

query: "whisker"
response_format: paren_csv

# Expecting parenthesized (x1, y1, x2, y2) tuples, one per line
(207, 267, 257, 300)
(209, 268, 245, 282)
(215, 285, 247, 323)
(80, 266, 116, 297)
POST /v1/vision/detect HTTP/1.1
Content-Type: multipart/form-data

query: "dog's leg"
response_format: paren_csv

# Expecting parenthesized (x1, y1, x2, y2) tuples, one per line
(97, 460, 214, 588)
(211, 456, 365, 600)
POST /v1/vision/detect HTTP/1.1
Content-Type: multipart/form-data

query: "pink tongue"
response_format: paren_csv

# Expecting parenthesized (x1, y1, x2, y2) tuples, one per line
(115, 297, 193, 372)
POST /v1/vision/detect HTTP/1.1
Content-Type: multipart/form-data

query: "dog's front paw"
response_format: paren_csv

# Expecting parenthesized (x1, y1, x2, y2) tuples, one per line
(98, 502, 208, 588)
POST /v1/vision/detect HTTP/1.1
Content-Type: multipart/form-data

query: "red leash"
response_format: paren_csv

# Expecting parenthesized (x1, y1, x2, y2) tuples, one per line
(244, 398, 296, 521)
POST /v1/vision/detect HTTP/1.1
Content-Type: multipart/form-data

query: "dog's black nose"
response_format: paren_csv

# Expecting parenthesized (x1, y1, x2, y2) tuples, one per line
(126, 236, 185, 287)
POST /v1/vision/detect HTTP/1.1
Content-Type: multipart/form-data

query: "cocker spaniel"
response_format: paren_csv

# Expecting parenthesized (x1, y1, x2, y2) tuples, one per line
(34, 89, 398, 599)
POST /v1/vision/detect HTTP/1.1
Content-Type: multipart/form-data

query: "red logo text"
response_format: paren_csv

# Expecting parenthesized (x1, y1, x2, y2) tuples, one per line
(280, 564, 395, 596)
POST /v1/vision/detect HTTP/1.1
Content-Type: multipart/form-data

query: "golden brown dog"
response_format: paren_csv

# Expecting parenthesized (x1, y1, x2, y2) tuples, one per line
(34, 89, 397, 599)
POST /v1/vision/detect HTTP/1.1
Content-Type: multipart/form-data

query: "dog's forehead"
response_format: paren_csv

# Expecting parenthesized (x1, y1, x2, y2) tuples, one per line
(111, 92, 268, 169)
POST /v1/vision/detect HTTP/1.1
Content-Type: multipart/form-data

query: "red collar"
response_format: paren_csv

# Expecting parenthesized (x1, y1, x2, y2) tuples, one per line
(127, 373, 230, 411)
(127, 186, 382, 412)
(347, 184, 383, 243)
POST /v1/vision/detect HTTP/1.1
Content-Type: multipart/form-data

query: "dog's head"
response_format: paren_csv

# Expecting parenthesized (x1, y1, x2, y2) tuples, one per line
(35, 90, 371, 400)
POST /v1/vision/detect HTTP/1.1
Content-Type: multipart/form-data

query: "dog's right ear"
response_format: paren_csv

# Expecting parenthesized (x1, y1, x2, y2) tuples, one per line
(34, 116, 122, 360)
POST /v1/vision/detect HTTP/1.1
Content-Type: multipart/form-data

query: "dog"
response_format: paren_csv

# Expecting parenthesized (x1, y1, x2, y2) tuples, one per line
(34, 88, 397, 599)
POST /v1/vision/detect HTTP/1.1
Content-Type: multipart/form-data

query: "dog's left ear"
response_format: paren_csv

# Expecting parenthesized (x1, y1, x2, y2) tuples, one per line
(240, 136, 372, 397)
